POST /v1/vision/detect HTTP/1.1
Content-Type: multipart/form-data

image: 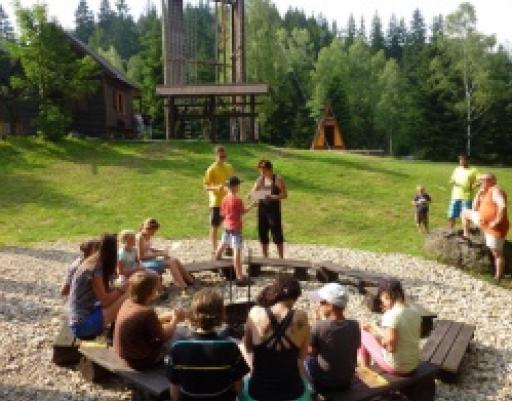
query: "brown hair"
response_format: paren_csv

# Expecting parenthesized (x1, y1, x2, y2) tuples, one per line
(128, 271, 160, 304)
(79, 239, 100, 258)
(257, 159, 273, 171)
(256, 274, 301, 307)
(377, 278, 405, 304)
(140, 218, 160, 231)
(189, 289, 225, 331)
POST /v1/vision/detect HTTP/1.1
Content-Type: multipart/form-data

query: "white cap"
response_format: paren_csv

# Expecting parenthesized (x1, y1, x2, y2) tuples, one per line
(309, 283, 349, 308)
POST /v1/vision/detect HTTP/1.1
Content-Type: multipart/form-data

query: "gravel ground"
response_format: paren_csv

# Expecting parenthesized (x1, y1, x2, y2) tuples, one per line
(0, 239, 511, 401)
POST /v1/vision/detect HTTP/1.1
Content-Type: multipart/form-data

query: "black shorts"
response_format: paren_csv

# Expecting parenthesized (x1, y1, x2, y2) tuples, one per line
(258, 205, 284, 245)
(416, 209, 429, 224)
(210, 207, 223, 227)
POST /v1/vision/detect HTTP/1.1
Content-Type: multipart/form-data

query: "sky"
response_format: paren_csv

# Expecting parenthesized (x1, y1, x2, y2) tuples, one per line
(3, 0, 512, 45)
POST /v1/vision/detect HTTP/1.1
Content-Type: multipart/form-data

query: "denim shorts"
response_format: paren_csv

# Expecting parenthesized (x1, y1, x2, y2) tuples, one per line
(221, 230, 243, 250)
(447, 199, 472, 219)
(141, 258, 166, 274)
(70, 303, 104, 339)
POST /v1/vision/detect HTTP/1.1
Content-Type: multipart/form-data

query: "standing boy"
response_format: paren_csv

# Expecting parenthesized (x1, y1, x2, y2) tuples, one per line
(214, 176, 256, 286)
(448, 154, 478, 228)
(203, 146, 235, 253)
(412, 185, 432, 233)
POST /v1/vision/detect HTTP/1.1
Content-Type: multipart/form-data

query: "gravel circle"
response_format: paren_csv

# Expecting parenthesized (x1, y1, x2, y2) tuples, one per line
(0, 239, 510, 401)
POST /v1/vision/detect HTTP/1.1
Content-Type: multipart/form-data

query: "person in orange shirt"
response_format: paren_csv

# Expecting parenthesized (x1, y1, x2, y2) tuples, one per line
(462, 173, 509, 281)
(214, 176, 256, 286)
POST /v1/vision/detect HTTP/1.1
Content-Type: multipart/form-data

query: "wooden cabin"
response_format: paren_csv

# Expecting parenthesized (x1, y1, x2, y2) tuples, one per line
(0, 34, 140, 137)
(310, 104, 346, 150)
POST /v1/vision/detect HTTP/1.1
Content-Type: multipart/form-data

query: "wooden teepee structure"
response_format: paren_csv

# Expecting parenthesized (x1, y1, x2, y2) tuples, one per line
(310, 103, 346, 150)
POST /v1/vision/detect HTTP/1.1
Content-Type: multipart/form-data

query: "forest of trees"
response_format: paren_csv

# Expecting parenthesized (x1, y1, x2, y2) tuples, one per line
(1, 0, 512, 163)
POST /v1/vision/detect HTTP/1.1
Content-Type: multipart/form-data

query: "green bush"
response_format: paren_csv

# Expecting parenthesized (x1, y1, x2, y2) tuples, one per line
(36, 104, 71, 140)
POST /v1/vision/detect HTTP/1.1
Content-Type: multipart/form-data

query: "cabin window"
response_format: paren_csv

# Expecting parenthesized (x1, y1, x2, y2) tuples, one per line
(113, 90, 125, 115)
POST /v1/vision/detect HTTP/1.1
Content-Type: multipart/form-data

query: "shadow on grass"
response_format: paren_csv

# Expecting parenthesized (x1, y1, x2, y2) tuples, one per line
(0, 171, 99, 212)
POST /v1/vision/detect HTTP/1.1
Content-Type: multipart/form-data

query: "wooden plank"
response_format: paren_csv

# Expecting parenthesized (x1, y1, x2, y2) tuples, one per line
(442, 324, 475, 373)
(245, 257, 312, 269)
(421, 320, 452, 362)
(184, 259, 233, 272)
(429, 322, 463, 367)
(156, 83, 269, 97)
(79, 347, 169, 397)
(325, 362, 437, 401)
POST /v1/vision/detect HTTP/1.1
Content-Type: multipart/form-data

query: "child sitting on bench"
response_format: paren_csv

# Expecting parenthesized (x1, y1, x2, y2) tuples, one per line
(136, 218, 195, 292)
(117, 230, 144, 282)
(60, 239, 100, 296)
(167, 289, 250, 401)
(360, 279, 421, 376)
(114, 270, 186, 370)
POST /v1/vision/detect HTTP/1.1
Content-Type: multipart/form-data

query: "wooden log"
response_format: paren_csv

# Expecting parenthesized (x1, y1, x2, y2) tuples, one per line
(52, 319, 81, 366)
(79, 356, 111, 383)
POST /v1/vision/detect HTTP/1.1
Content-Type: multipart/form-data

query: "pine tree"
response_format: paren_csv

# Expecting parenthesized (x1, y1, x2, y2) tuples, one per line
(74, 0, 95, 43)
(357, 16, 366, 41)
(0, 4, 15, 40)
(408, 9, 426, 50)
(386, 14, 402, 60)
(98, 0, 114, 28)
(370, 12, 385, 53)
(346, 14, 356, 48)
(115, 0, 129, 19)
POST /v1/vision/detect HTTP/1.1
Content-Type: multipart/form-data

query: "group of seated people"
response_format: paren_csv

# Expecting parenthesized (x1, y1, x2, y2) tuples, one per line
(63, 226, 421, 401)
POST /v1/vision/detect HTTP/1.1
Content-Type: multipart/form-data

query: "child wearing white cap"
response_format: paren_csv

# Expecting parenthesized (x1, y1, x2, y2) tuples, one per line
(306, 283, 361, 394)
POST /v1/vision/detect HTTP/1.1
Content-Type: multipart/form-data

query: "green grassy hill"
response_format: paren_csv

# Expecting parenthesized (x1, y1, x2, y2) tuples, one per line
(1, 138, 510, 256)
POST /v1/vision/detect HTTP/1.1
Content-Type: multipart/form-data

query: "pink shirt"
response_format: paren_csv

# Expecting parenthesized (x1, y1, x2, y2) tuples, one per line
(221, 193, 244, 231)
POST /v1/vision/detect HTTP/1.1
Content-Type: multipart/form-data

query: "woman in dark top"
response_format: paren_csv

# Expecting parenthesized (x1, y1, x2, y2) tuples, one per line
(242, 275, 311, 401)
(251, 160, 287, 258)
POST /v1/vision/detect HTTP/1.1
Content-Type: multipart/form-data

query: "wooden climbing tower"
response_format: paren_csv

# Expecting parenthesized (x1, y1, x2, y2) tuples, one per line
(310, 103, 346, 150)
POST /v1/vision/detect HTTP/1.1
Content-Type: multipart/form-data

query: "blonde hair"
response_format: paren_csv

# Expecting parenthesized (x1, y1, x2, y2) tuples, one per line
(118, 229, 136, 245)
(128, 271, 160, 304)
(416, 185, 425, 192)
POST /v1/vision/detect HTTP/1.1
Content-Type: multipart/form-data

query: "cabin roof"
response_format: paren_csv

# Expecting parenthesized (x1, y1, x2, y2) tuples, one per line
(65, 32, 141, 92)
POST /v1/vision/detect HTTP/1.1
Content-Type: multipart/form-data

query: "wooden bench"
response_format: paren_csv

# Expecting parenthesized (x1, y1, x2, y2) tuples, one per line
(52, 318, 82, 366)
(316, 261, 383, 291)
(78, 345, 170, 401)
(324, 361, 437, 401)
(244, 257, 311, 280)
(183, 259, 235, 279)
(363, 286, 437, 338)
(421, 319, 476, 383)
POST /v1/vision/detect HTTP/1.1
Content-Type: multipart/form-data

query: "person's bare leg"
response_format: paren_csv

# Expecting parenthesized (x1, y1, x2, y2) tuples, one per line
(234, 248, 243, 279)
(103, 293, 127, 325)
(210, 226, 219, 253)
(448, 218, 455, 229)
(492, 249, 504, 280)
(277, 243, 284, 259)
(461, 210, 471, 238)
(261, 243, 269, 258)
(173, 258, 194, 285)
(214, 243, 227, 260)
(167, 260, 187, 289)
